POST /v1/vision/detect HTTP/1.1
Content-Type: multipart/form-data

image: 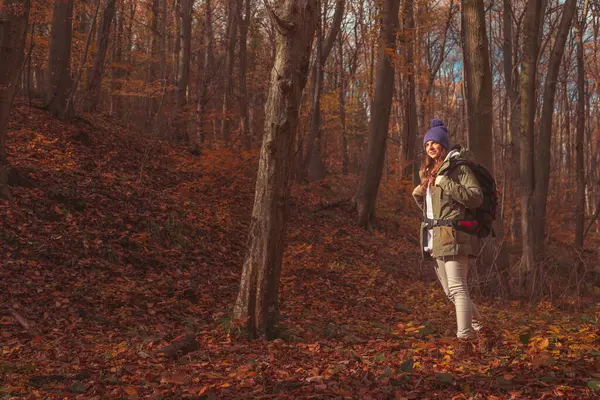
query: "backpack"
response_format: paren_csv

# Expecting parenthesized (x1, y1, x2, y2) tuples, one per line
(440, 157, 498, 238)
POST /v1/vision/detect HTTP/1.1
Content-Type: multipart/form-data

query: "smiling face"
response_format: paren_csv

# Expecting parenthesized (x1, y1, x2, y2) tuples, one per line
(425, 141, 445, 162)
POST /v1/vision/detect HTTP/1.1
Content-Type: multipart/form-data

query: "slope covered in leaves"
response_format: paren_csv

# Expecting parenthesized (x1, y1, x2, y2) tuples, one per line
(1, 106, 599, 399)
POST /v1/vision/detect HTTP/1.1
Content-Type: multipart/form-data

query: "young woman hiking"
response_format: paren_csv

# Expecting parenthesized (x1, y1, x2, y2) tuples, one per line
(411, 119, 485, 350)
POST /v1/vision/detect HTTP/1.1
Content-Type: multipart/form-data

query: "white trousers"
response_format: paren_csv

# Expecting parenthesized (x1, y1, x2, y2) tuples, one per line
(434, 255, 482, 339)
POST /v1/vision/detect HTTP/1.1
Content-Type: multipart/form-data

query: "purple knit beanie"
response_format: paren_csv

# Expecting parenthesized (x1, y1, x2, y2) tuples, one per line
(423, 118, 450, 150)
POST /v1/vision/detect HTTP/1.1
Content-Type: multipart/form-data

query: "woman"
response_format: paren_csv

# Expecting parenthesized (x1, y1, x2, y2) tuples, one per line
(412, 118, 485, 346)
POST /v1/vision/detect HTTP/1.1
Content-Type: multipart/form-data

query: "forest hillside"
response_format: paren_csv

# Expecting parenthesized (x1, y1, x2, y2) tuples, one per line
(1, 105, 599, 399)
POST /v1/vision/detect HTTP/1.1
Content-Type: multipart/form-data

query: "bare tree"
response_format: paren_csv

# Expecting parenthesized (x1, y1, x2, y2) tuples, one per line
(0, 0, 30, 200)
(519, 0, 543, 273)
(196, 0, 215, 146)
(338, 31, 349, 175)
(47, 0, 75, 119)
(355, 0, 400, 229)
(533, 0, 577, 254)
(177, 0, 193, 109)
(220, 0, 240, 141)
(575, 0, 589, 248)
(238, 0, 251, 149)
(84, 0, 117, 112)
(303, 0, 345, 181)
(233, 0, 318, 339)
(400, 0, 418, 181)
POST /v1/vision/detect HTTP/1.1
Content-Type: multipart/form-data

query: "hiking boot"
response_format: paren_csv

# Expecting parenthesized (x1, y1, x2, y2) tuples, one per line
(476, 326, 496, 353)
(453, 338, 476, 358)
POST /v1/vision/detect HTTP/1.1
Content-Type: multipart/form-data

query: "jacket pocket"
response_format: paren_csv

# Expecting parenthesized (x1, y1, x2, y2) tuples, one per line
(437, 226, 454, 246)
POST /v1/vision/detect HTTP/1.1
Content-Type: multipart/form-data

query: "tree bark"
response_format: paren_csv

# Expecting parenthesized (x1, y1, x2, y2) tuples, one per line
(110, 0, 124, 117)
(575, 1, 589, 248)
(503, 0, 520, 243)
(533, 0, 576, 254)
(303, 0, 345, 181)
(84, 0, 116, 112)
(460, 0, 493, 168)
(519, 0, 543, 273)
(338, 31, 349, 175)
(47, 0, 75, 120)
(238, 0, 251, 149)
(220, 0, 240, 141)
(0, 0, 30, 200)
(196, 0, 214, 146)
(355, 0, 400, 229)
(232, 0, 317, 339)
(400, 0, 418, 180)
(177, 0, 192, 109)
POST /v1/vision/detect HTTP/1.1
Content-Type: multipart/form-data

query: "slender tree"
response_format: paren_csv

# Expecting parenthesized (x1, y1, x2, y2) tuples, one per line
(238, 0, 251, 149)
(575, 0, 589, 248)
(221, 0, 240, 141)
(533, 0, 577, 253)
(519, 0, 543, 273)
(84, 0, 117, 112)
(355, 0, 400, 228)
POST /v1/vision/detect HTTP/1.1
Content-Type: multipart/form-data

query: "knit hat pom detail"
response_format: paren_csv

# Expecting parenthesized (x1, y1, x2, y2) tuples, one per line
(430, 118, 446, 130)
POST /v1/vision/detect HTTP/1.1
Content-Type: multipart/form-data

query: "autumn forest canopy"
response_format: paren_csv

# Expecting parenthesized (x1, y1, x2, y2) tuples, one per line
(1, 0, 600, 398)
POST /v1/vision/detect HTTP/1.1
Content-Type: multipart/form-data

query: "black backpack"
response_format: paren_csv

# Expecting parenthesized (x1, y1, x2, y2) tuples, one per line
(440, 155, 498, 238)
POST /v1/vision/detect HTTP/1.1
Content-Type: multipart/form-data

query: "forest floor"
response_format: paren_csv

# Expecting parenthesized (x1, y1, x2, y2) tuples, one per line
(1, 105, 599, 399)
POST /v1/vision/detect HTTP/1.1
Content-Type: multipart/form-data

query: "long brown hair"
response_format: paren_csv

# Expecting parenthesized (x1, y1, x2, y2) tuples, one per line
(419, 146, 448, 187)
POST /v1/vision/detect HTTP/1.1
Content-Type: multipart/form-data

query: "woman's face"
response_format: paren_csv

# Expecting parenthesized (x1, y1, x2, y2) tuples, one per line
(425, 141, 444, 161)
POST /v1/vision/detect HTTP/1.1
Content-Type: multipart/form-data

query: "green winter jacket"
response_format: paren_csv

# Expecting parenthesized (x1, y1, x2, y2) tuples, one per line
(412, 147, 483, 260)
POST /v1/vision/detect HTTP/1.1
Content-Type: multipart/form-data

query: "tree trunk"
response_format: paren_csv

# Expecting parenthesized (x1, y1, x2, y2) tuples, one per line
(0, 0, 30, 200)
(159, 0, 167, 79)
(460, 0, 493, 167)
(47, 0, 75, 120)
(232, 0, 317, 339)
(575, 1, 589, 248)
(461, 0, 509, 295)
(401, 0, 418, 181)
(355, 0, 400, 229)
(196, 0, 214, 146)
(519, 0, 543, 273)
(533, 0, 576, 254)
(503, 0, 520, 243)
(221, 0, 239, 141)
(110, 0, 124, 117)
(238, 0, 251, 149)
(303, 0, 344, 182)
(177, 0, 192, 109)
(84, 0, 116, 112)
(338, 31, 349, 175)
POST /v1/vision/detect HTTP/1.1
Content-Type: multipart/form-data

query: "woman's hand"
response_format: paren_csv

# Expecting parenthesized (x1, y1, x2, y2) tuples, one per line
(412, 184, 425, 197)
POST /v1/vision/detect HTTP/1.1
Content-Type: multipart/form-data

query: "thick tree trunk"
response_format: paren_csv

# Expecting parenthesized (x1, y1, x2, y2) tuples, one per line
(461, 0, 493, 168)
(232, 0, 317, 339)
(533, 0, 576, 254)
(519, 0, 542, 273)
(47, 0, 75, 120)
(238, 0, 251, 149)
(84, 0, 116, 112)
(355, 0, 400, 229)
(221, 0, 239, 141)
(575, 2, 589, 248)
(0, 0, 30, 200)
